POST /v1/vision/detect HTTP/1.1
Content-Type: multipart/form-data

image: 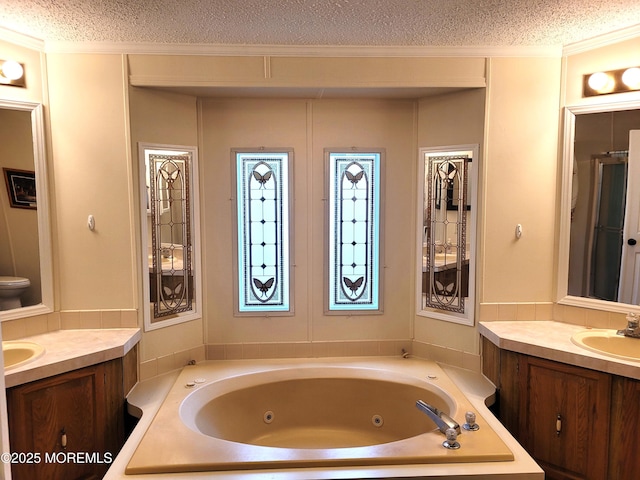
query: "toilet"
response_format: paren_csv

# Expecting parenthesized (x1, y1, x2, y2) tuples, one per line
(0, 276, 31, 310)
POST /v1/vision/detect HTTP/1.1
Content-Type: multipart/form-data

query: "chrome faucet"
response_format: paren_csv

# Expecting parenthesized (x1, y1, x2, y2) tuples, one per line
(434, 239, 454, 254)
(617, 313, 640, 338)
(416, 400, 460, 435)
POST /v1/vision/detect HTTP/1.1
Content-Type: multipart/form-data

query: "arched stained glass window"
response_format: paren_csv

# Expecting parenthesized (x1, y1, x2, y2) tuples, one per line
(326, 150, 383, 312)
(234, 150, 293, 313)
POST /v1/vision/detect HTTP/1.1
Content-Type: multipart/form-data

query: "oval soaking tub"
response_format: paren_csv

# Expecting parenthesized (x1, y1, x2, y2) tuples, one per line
(180, 367, 455, 449)
(126, 357, 514, 475)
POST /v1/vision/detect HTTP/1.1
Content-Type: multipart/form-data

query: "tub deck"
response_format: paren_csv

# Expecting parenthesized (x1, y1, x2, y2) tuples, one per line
(124, 357, 516, 475)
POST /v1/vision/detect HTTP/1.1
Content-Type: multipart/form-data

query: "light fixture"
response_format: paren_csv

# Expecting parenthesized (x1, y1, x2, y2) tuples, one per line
(0, 59, 26, 87)
(587, 72, 614, 93)
(584, 66, 640, 97)
(622, 67, 640, 89)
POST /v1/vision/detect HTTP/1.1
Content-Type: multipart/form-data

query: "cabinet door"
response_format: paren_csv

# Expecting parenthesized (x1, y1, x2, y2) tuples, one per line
(7, 364, 109, 480)
(609, 376, 640, 479)
(520, 356, 611, 480)
(497, 348, 521, 437)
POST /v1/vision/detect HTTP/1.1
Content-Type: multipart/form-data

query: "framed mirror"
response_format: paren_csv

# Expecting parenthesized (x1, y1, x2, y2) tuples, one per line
(558, 99, 640, 313)
(0, 99, 53, 321)
(417, 144, 478, 326)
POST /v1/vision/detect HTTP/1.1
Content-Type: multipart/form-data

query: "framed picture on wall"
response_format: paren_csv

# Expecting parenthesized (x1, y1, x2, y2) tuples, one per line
(3, 168, 36, 209)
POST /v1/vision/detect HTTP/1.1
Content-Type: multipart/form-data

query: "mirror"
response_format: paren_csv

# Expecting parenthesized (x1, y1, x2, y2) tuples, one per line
(139, 143, 201, 331)
(417, 145, 478, 326)
(559, 100, 640, 312)
(0, 99, 53, 321)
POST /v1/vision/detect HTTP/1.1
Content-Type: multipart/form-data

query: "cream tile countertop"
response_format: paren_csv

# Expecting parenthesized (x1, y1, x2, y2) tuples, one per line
(3, 328, 141, 388)
(479, 320, 640, 381)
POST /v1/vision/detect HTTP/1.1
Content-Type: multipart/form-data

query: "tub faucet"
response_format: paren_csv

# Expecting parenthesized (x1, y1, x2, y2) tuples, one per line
(617, 313, 640, 338)
(416, 400, 460, 435)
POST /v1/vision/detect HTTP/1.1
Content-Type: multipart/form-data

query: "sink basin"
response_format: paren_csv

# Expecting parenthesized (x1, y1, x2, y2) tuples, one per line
(2, 341, 45, 370)
(571, 329, 640, 361)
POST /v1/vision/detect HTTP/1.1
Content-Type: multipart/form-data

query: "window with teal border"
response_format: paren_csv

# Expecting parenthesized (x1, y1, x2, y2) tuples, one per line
(326, 150, 383, 312)
(234, 150, 292, 314)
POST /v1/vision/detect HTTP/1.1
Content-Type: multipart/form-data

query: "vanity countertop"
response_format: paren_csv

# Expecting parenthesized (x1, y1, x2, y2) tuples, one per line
(479, 320, 640, 381)
(3, 328, 140, 388)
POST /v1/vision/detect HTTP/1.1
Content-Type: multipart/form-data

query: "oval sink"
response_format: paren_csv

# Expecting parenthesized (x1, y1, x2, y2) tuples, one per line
(2, 341, 45, 370)
(571, 329, 640, 362)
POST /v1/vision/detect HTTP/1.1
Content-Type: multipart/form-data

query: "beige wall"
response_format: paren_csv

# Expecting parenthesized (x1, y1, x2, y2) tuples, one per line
(46, 53, 136, 310)
(482, 57, 562, 303)
(128, 87, 204, 364)
(128, 55, 486, 90)
(413, 57, 563, 356)
(414, 88, 486, 357)
(200, 97, 416, 345)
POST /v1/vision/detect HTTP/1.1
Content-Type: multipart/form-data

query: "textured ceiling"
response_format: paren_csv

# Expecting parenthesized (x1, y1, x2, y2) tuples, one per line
(0, 0, 639, 47)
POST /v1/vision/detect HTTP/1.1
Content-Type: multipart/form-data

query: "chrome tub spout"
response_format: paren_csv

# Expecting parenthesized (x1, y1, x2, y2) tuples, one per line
(416, 400, 461, 435)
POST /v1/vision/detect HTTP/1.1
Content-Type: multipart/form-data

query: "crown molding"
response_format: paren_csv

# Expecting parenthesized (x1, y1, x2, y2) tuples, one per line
(0, 26, 45, 51)
(3, 23, 639, 58)
(44, 41, 562, 58)
(562, 23, 640, 56)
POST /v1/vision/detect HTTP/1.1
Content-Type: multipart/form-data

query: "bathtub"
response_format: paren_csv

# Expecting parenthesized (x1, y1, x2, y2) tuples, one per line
(125, 357, 514, 475)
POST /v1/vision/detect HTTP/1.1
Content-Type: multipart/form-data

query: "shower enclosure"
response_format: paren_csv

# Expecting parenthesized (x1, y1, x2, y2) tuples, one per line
(584, 152, 628, 301)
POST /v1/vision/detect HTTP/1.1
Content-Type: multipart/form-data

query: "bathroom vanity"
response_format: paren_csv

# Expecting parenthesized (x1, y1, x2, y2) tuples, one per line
(3, 328, 139, 480)
(481, 321, 640, 480)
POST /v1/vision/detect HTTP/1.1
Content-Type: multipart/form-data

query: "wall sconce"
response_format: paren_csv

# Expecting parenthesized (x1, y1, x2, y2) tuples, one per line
(583, 66, 640, 97)
(0, 59, 26, 88)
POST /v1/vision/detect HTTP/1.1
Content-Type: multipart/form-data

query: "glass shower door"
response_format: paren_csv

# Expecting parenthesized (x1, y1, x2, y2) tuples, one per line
(590, 156, 627, 301)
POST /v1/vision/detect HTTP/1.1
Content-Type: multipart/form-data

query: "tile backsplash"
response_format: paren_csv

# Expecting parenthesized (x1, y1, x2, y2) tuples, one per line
(479, 302, 628, 330)
(1, 309, 138, 341)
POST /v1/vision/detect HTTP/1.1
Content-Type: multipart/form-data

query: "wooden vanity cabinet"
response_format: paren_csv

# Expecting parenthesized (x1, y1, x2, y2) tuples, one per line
(482, 337, 628, 480)
(519, 355, 610, 480)
(7, 349, 137, 480)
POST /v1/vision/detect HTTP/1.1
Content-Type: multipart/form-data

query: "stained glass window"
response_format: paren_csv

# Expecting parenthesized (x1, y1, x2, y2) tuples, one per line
(235, 151, 292, 313)
(424, 155, 468, 314)
(140, 143, 201, 332)
(418, 144, 478, 327)
(148, 153, 193, 319)
(327, 151, 382, 312)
